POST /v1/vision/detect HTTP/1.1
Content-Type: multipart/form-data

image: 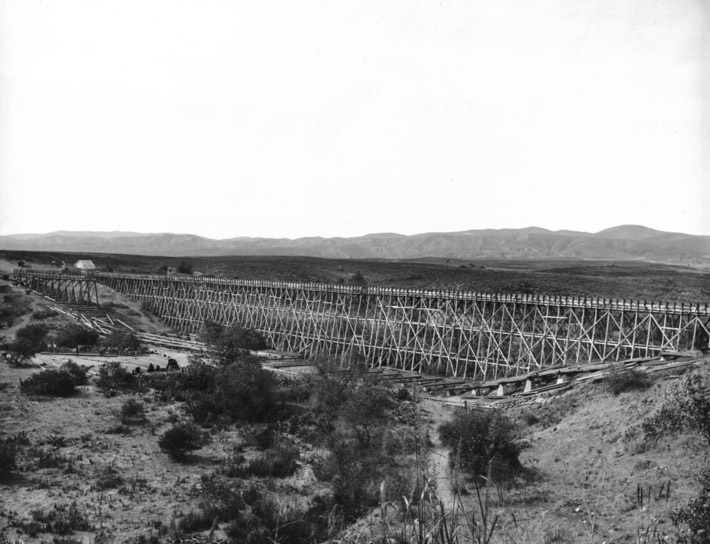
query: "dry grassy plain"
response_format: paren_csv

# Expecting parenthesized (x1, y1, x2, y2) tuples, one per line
(3, 250, 710, 303)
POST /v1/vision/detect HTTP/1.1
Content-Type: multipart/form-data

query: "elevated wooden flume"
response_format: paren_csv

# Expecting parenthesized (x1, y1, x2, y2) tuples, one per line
(13, 269, 710, 381)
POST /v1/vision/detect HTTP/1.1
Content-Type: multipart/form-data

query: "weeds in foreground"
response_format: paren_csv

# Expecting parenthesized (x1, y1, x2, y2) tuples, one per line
(11, 502, 91, 537)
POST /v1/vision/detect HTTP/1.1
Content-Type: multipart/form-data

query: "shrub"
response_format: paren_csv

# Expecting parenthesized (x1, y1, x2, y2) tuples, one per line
(674, 469, 710, 543)
(20, 368, 79, 397)
(439, 408, 521, 483)
(605, 366, 653, 395)
(200, 321, 268, 360)
(100, 331, 141, 353)
(55, 324, 99, 349)
(31, 308, 58, 320)
(93, 465, 124, 490)
(349, 271, 367, 286)
(247, 441, 300, 478)
(199, 473, 248, 519)
(185, 359, 276, 425)
(340, 385, 393, 448)
(95, 362, 138, 396)
(0, 292, 31, 327)
(8, 323, 48, 365)
(0, 437, 18, 478)
(642, 372, 710, 444)
(25, 444, 70, 469)
(520, 410, 540, 426)
(27, 502, 91, 535)
(119, 398, 147, 425)
(177, 261, 193, 274)
(144, 361, 216, 402)
(158, 423, 207, 461)
(60, 360, 89, 386)
(177, 509, 216, 534)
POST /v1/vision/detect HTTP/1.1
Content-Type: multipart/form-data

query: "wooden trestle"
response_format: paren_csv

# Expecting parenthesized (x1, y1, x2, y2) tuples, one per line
(13, 270, 710, 380)
(13, 270, 99, 305)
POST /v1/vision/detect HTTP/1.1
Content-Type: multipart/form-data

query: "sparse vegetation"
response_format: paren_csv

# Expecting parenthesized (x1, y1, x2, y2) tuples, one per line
(19, 502, 91, 536)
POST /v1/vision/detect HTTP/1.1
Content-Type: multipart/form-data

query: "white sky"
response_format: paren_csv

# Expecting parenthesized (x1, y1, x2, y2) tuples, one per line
(0, 0, 707, 239)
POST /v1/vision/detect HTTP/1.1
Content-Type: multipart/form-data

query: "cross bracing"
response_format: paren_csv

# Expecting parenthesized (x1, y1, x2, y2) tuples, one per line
(14, 270, 710, 380)
(13, 270, 99, 305)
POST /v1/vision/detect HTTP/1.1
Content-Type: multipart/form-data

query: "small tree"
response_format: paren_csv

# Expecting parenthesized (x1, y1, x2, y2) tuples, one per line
(159, 423, 207, 461)
(100, 331, 141, 353)
(177, 261, 193, 275)
(200, 320, 268, 361)
(439, 409, 521, 483)
(8, 323, 48, 366)
(95, 362, 138, 396)
(349, 271, 367, 286)
(341, 386, 393, 448)
(55, 324, 99, 349)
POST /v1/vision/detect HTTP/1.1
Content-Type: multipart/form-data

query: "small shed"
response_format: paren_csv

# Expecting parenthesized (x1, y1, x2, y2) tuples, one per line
(74, 260, 96, 272)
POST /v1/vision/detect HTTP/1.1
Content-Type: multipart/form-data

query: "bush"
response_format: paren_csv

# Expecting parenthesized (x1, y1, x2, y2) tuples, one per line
(439, 408, 521, 483)
(93, 465, 124, 490)
(119, 398, 147, 425)
(158, 423, 207, 461)
(0, 292, 31, 327)
(143, 361, 216, 402)
(0, 437, 18, 478)
(26, 502, 91, 535)
(642, 372, 710, 444)
(100, 331, 141, 353)
(185, 359, 277, 425)
(95, 362, 138, 396)
(605, 366, 653, 395)
(200, 321, 268, 360)
(177, 509, 216, 534)
(247, 441, 300, 478)
(60, 360, 89, 386)
(20, 368, 79, 397)
(55, 324, 99, 349)
(8, 323, 48, 365)
(674, 469, 710, 543)
(31, 308, 58, 320)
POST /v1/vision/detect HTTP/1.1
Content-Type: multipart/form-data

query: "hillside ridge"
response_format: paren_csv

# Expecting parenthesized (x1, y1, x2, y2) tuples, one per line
(1, 225, 709, 263)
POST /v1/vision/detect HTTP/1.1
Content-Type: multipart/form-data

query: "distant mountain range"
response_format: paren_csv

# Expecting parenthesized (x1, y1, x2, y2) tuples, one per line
(1, 225, 709, 263)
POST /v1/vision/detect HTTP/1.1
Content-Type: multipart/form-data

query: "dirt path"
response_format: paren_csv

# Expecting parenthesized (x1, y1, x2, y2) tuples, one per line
(420, 398, 455, 508)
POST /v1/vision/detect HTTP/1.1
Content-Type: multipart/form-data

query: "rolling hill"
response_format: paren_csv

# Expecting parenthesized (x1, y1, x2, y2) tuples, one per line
(1, 225, 709, 263)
